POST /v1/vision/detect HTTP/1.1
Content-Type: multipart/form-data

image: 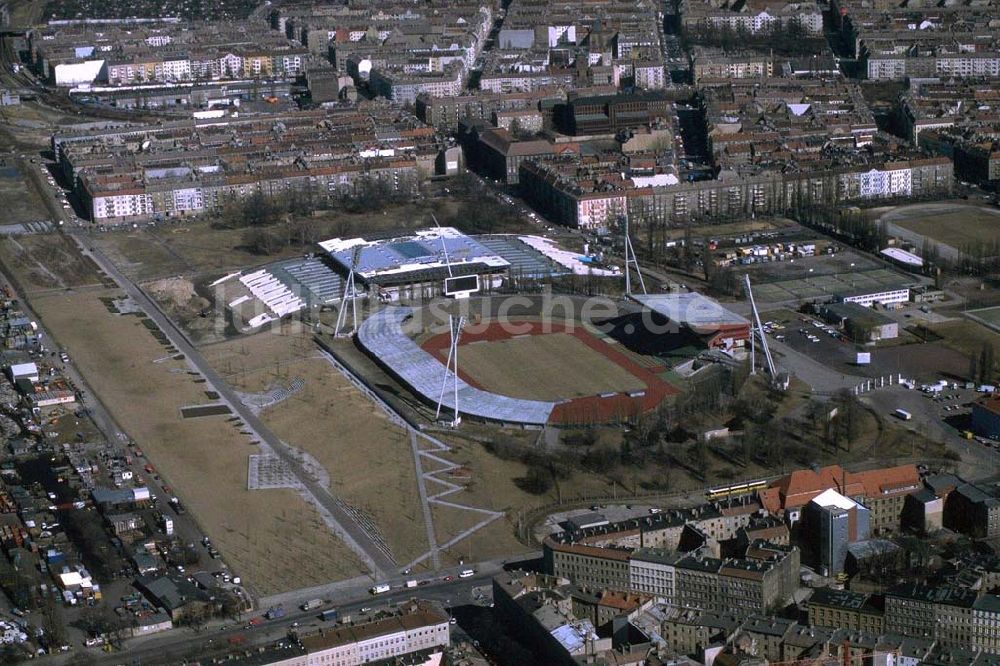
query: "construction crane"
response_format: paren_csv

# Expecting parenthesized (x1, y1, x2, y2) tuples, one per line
(744, 273, 780, 387)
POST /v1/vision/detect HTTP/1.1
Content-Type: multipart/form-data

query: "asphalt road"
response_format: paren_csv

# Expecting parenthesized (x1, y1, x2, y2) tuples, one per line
(861, 385, 1000, 478)
(87, 564, 515, 665)
(70, 233, 399, 579)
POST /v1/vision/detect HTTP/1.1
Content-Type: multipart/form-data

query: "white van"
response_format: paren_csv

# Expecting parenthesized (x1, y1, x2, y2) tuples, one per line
(459, 569, 475, 579)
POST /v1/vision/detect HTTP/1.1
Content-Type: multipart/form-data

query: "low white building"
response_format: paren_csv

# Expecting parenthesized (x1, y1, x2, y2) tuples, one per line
(9, 362, 38, 383)
(270, 600, 449, 666)
(840, 288, 910, 308)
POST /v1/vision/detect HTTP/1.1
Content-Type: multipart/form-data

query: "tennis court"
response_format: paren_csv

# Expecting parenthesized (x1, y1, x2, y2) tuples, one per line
(751, 268, 913, 304)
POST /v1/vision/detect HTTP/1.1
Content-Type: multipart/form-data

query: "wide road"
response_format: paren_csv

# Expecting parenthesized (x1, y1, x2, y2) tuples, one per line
(69, 232, 398, 579)
(86, 558, 528, 666)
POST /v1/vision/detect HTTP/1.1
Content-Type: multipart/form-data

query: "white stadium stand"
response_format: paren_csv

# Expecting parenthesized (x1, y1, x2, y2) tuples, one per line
(357, 307, 556, 425)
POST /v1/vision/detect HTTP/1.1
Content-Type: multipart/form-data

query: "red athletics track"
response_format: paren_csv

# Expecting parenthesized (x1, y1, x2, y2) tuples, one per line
(420, 321, 678, 425)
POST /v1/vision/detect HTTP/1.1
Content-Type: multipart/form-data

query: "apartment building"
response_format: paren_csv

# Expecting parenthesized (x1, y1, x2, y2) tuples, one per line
(629, 548, 681, 599)
(268, 599, 449, 666)
(944, 483, 1000, 540)
(973, 596, 1000, 655)
(369, 66, 463, 105)
(544, 540, 632, 592)
(808, 588, 885, 635)
(884, 584, 977, 647)
(833, 4, 1000, 82)
(54, 106, 441, 223)
(545, 535, 799, 616)
(520, 154, 952, 231)
(691, 47, 774, 83)
(682, 0, 823, 36)
(758, 464, 922, 533)
(416, 88, 566, 131)
(29, 22, 307, 86)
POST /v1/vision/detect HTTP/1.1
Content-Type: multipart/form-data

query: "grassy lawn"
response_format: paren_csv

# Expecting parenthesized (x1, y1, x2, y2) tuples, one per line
(90, 199, 466, 283)
(26, 288, 366, 596)
(446, 333, 645, 400)
(661, 218, 792, 240)
(204, 329, 431, 568)
(928, 318, 999, 359)
(892, 207, 1000, 248)
(0, 234, 107, 292)
(0, 166, 49, 225)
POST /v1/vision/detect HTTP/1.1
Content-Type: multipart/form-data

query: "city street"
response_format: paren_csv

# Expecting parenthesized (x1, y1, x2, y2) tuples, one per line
(87, 560, 524, 665)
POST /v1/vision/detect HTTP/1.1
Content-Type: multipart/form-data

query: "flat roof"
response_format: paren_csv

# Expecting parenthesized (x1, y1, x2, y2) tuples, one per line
(631, 293, 748, 328)
(812, 488, 859, 510)
(318, 227, 509, 284)
(880, 246, 924, 267)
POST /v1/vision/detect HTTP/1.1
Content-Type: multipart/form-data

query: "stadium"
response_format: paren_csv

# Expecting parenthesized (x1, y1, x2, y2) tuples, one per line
(354, 293, 750, 427)
(356, 295, 682, 427)
(225, 226, 750, 428)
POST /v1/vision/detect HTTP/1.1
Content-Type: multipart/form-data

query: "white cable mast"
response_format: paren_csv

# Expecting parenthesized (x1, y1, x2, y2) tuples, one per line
(334, 245, 361, 337)
(431, 214, 463, 426)
(744, 274, 777, 380)
(622, 214, 646, 296)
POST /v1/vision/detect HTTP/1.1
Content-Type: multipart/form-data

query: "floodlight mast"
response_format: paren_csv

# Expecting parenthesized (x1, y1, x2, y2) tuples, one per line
(334, 245, 362, 337)
(622, 215, 646, 296)
(435, 314, 464, 427)
(431, 213, 463, 426)
(744, 274, 777, 379)
(430, 213, 454, 278)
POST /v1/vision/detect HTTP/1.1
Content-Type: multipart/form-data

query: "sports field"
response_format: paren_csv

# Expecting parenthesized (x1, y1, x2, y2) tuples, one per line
(421, 320, 677, 424)
(751, 267, 910, 304)
(454, 332, 645, 400)
(965, 306, 1000, 334)
(889, 206, 1000, 248)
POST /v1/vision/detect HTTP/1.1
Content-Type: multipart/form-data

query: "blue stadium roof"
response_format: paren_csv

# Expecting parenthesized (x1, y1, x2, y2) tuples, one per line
(318, 227, 509, 286)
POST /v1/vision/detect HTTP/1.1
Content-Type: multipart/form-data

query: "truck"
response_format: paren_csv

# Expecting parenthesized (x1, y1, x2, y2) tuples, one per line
(370, 583, 390, 595)
(264, 606, 286, 620)
(301, 599, 324, 611)
(161, 516, 173, 536)
(894, 409, 912, 421)
(320, 609, 338, 622)
(405, 580, 418, 589)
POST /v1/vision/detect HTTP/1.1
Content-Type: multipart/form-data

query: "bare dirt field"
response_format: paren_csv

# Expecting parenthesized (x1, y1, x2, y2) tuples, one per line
(90, 200, 463, 283)
(445, 333, 646, 400)
(0, 164, 49, 225)
(888, 205, 1000, 248)
(662, 218, 793, 240)
(27, 287, 365, 596)
(0, 234, 107, 292)
(203, 330, 429, 568)
(928, 318, 999, 361)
